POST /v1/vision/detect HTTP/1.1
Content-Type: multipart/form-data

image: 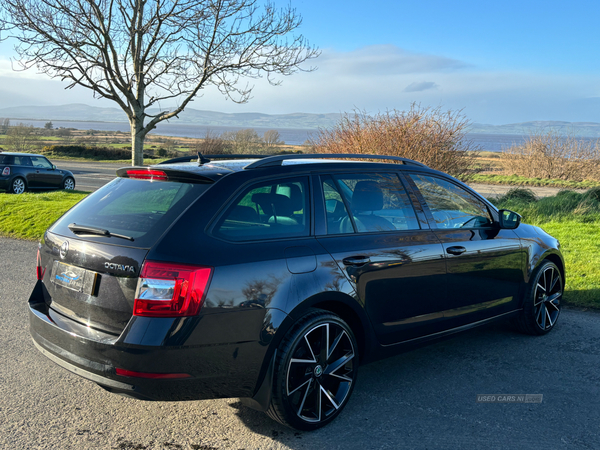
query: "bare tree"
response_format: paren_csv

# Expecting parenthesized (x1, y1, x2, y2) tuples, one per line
(6, 123, 39, 152)
(222, 128, 262, 153)
(192, 129, 227, 155)
(0, 0, 319, 165)
(263, 129, 283, 148)
(0, 119, 10, 135)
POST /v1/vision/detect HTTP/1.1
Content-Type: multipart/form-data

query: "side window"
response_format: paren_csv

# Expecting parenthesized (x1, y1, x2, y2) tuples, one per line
(30, 156, 52, 169)
(0, 155, 15, 165)
(409, 174, 492, 229)
(324, 173, 419, 234)
(215, 177, 309, 241)
(321, 175, 352, 235)
(14, 156, 32, 166)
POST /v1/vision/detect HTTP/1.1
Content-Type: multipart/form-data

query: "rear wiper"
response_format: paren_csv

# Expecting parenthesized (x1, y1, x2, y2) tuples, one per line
(68, 223, 135, 241)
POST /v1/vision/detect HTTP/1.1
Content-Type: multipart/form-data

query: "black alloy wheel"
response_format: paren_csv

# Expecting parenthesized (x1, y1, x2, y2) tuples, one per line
(514, 261, 563, 335)
(268, 309, 358, 430)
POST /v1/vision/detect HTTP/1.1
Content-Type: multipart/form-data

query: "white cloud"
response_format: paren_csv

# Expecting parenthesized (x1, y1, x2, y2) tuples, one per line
(315, 45, 466, 76)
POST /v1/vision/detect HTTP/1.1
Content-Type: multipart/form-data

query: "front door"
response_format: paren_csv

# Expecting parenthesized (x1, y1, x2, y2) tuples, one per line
(30, 156, 61, 188)
(315, 172, 448, 344)
(407, 173, 524, 326)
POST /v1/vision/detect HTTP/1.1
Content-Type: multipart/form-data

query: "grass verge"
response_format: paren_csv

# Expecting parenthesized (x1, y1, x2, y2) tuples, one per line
(466, 173, 600, 189)
(0, 191, 88, 240)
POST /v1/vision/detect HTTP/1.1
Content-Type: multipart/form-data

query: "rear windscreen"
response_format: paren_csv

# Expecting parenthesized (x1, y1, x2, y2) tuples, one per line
(50, 177, 210, 247)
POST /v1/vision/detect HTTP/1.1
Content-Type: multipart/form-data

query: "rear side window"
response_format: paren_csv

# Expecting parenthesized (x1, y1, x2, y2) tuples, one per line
(51, 178, 210, 247)
(0, 155, 14, 165)
(16, 156, 33, 166)
(214, 177, 309, 241)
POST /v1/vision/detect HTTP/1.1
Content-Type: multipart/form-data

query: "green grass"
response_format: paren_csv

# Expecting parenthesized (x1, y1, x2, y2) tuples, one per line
(0, 191, 88, 240)
(465, 173, 600, 189)
(492, 189, 600, 308)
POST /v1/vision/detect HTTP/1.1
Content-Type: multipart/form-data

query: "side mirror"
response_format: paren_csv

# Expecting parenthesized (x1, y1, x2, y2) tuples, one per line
(52, 165, 57, 170)
(498, 209, 521, 229)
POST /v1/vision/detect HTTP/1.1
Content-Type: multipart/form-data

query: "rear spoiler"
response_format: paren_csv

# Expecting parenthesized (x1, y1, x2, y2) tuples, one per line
(116, 167, 214, 184)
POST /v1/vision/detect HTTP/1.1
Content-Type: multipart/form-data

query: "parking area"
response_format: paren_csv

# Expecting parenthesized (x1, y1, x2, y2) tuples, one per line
(2, 237, 600, 449)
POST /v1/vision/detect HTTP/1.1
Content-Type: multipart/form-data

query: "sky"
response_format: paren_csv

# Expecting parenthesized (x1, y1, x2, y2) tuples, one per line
(1, 0, 600, 124)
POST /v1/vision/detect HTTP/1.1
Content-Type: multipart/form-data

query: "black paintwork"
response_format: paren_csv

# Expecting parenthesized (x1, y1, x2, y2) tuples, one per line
(0, 152, 74, 192)
(28, 156, 564, 410)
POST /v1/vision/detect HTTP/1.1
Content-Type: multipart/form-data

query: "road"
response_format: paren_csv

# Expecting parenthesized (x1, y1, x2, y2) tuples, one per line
(1, 236, 600, 449)
(57, 161, 124, 192)
(57, 161, 585, 199)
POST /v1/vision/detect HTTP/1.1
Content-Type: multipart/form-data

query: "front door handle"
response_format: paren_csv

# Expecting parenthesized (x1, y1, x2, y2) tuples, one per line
(342, 256, 371, 266)
(446, 246, 467, 256)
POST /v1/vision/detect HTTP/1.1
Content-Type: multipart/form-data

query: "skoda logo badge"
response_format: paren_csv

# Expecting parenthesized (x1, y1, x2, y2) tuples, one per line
(314, 365, 323, 377)
(60, 241, 69, 259)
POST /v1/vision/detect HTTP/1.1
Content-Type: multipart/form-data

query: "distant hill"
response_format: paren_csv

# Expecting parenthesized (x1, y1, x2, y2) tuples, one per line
(470, 121, 600, 137)
(2, 104, 600, 136)
(0, 104, 341, 130)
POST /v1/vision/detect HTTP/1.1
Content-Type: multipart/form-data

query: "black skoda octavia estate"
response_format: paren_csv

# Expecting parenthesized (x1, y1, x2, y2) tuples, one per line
(28, 153, 564, 430)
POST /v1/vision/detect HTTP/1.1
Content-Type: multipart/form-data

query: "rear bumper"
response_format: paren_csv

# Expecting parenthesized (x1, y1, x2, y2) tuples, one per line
(28, 281, 271, 401)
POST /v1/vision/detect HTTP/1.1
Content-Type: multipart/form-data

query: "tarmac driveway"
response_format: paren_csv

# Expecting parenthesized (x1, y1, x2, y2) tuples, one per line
(1, 237, 599, 449)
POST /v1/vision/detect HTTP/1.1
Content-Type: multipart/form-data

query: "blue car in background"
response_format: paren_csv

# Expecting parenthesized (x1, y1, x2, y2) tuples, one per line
(0, 152, 75, 194)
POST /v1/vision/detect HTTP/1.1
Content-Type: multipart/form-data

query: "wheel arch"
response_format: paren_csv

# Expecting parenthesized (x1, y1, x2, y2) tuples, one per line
(245, 291, 375, 413)
(288, 291, 374, 364)
(542, 252, 565, 285)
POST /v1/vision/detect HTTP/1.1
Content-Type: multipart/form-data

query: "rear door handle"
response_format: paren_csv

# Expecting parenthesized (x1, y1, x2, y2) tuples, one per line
(446, 246, 466, 256)
(342, 256, 371, 266)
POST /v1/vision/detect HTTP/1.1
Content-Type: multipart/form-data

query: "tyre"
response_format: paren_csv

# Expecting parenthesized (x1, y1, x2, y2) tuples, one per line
(267, 309, 358, 430)
(514, 261, 563, 335)
(63, 177, 75, 190)
(10, 177, 26, 194)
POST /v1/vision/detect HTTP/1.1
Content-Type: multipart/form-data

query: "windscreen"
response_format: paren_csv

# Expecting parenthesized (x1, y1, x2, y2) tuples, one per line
(50, 177, 210, 248)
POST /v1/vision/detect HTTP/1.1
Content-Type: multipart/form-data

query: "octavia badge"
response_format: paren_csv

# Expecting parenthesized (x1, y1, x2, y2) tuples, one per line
(60, 241, 69, 259)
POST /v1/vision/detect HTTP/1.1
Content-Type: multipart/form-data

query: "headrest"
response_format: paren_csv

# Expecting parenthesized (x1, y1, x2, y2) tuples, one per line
(251, 192, 293, 216)
(352, 181, 383, 212)
(276, 184, 303, 211)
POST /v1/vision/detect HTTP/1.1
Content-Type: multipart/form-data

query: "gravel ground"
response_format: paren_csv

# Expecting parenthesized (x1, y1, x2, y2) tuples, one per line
(1, 236, 599, 450)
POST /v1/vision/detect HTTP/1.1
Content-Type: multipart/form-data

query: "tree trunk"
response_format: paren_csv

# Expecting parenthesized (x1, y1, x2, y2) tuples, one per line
(131, 118, 145, 166)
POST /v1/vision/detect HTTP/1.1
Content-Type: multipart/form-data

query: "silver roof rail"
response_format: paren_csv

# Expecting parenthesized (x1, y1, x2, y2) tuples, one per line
(244, 153, 427, 169)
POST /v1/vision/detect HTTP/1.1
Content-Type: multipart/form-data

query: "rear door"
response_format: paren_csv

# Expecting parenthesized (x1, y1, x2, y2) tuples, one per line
(12, 155, 37, 187)
(406, 173, 524, 326)
(315, 172, 448, 344)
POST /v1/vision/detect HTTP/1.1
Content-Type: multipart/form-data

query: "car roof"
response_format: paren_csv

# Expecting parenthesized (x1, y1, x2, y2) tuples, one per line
(0, 152, 44, 157)
(149, 154, 431, 181)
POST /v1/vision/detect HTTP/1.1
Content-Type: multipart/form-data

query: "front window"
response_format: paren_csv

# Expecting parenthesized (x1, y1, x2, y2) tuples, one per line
(30, 156, 53, 169)
(409, 174, 492, 229)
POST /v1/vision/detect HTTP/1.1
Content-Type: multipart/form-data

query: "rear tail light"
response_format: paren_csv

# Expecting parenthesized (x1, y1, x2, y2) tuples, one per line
(2, 167, 9, 176)
(36, 247, 45, 281)
(134, 261, 212, 317)
(126, 169, 168, 180)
